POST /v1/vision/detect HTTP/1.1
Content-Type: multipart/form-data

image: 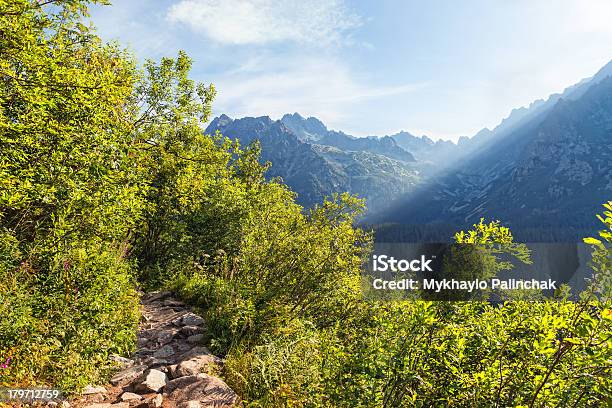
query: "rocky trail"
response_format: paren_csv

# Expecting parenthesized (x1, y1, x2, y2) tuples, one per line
(67, 291, 239, 408)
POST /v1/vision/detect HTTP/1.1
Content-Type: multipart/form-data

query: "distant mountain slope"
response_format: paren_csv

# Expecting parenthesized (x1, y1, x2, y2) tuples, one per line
(369, 73, 612, 240)
(463, 59, 612, 155)
(389, 60, 612, 167)
(205, 115, 420, 211)
(391, 130, 461, 163)
(280, 113, 415, 162)
(313, 144, 419, 206)
(317, 131, 415, 162)
(206, 114, 339, 207)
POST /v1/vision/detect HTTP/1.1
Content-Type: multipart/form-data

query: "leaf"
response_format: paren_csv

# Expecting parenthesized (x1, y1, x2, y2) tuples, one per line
(583, 237, 602, 245)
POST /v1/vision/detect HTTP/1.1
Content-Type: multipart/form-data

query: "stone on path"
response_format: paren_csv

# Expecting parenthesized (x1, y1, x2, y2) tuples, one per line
(165, 374, 202, 393)
(180, 325, 204, 337)
(166, 373, 238, 408)
(150, 394, 163, 408)
(135, 369, 167, 393)
(82, 385, 106, 395)
(182, 313, 205, 326)
(143, 291, 172, 303)
(152, 344, 175, 358)
(178, 401, 202, 408)
(140, 356, 170, 368)
(110, 354, 134, 368)
(110, 364, 148, 386)
(156, 329, 179, 345)
(164, 299, 185, 307)
(175, 351, 221, 377)
(187, 334, 204, 344)
(119, 392, 142, 401)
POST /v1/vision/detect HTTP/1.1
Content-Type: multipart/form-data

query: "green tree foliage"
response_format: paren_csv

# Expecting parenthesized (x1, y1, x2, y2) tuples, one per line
(215, 216, 610, 406)
(583, 201, 612, 301)
(453, 219, 532, 277)
(430, 219, 533, 300)
(0, 0, 143, 390)
(130, 51, 218, 284)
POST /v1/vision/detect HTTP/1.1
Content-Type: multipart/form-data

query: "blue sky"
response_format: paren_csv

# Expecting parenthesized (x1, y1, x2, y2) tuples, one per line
(90, 0, 612, 141)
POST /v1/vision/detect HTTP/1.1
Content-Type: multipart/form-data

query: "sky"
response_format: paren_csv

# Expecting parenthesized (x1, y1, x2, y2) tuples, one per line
(89, 0, 612, 141)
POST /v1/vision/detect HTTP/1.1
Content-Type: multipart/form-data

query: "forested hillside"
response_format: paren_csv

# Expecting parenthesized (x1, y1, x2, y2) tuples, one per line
(1, 1, 611, 407)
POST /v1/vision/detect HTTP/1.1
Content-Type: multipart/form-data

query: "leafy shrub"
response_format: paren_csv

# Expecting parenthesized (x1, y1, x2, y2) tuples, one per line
(210, 214, 611, 406)
(168, 191, 372, 352)
(0, 240, 139, 391)
(583, 201, 612, 301)
(0, 0, 142, 391)
(224, 321, 325, 406)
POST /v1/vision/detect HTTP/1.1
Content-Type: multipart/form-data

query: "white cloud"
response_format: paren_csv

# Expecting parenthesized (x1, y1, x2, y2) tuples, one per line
(167, 0, 361, 46)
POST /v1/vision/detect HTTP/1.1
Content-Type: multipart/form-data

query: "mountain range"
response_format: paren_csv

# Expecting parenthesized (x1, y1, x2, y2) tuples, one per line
(205, 114, 419, 212)
(370, 60, 612, 241)
(205, 59, 612, 241)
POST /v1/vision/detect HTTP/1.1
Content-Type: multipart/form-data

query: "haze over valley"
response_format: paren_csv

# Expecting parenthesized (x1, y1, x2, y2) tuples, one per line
(208, 59, 612, 241)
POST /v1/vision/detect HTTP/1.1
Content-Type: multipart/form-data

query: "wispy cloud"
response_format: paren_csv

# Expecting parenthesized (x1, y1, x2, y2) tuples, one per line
(212, 55, 426, 127)
(92, 0, 612, 141)
(166, 0, 361, 46)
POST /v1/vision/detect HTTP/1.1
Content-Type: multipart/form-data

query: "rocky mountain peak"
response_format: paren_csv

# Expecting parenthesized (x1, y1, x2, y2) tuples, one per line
(281, 112, 328, 141)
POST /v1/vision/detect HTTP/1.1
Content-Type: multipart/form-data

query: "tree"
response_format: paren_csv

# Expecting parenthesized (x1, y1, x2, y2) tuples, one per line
(583, 201, 612, 301)
(426, 219, 533, 300)
(1, 0, 143, 390)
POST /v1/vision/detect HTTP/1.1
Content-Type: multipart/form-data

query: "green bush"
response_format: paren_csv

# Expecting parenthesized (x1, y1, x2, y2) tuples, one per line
(224, 321, 325, 406)
(0, 0, 143, 391)
(0, 239, 139, 391)
(215, 290, 611, 407)
(168, 190, 371, 351)
(208, 214, 611, 407)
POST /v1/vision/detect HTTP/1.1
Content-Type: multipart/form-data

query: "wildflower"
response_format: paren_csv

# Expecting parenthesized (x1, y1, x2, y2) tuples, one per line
(0, 357, 11, 369)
